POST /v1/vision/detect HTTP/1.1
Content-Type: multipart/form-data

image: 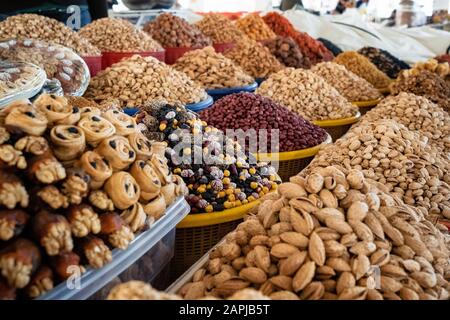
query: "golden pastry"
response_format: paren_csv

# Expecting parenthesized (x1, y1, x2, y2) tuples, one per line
(130, 160, 161, 201)
(4, 102, 48, 136)
(50, 125, 86, 161)
(128, 132, 153, 161)
(161, 182, 176, 206)
(150, 141, 167, 158)
(14, 136, 49, 155)
(78, 115, 116, 146)
(143, 194, 166, 221)
(67, 204, 101, 238)
(61, 168, 90, 205)
(0, 170, 29, 209)
(173, 175, 188, 197)
(120, 203, 149, 233)
(34, 94, 79, 125)
(150, 154, 172, 185)
(95, 135, 136, 171)
(28, 151, 66, 184)
(104, 172, 140, 210)
(80, 106, 101, 118)
(88, 190, 114, 211)
(78, 151, 112, 189)
(102, 109, 137, 136)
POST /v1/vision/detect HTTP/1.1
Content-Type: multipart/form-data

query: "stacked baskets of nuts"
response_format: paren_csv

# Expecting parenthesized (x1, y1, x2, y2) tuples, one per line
(0, 93, 187, 299)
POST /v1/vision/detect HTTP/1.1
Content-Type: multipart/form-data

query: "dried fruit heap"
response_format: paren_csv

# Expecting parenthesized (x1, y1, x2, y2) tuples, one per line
(173, 47, 254, 89)
(195, 13, 245, 43)
(263, 12, 334, 65)
(358, 47, 410, 79)
(235, 14, 277, 41)
(263, 36, 311, 69)
(176, 166, 450, 300)
(199, 93, 328, 152)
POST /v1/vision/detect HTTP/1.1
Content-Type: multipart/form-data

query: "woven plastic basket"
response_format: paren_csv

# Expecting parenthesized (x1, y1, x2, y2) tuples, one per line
(170, 200, 261, 280)
(313, 112, 361, 142)
(255, 134, 332, 182)
(352, 99, 381, 115)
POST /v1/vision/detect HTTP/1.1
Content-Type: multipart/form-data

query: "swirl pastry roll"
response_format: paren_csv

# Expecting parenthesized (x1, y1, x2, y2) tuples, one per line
(150, 141, 167, 158)
(0, 144, 27, 169)
(150, 154, 172, 185)
(0, 170, 29, 209)
(78, 236, 112, 269)
(0, 238, 41, 289)
(80, 106, 101, 118)
(104, 172, 140, 210)
(121, 203, 149, 233)
(61, 168, 90, 205)
(96, 136, 136, 171)
(50, 125, 86, 161)
(67, 204, 101, 238)
(143, 194, 166, 221)
(128, 132, 153, 161)
(36, 185, 69, 209)
(49, 251, 84, 280)
(32, 210, 73, 256)
(130, 160, 161, 201)
(28, 151, 66, 184)
(99, 213, 135, 250)
(24, 265, 53, 299)
(102, 109, 137, 136)
(88, 190, 114, 211)
(161, 182, 176, 206)
(78, 151, 112, 189)
(78, 115, 115, 147)
(4, 102, 48, 136)
(0, 210, 29, 241)
(173, 175, 188, 197)
(34, 94, 80, 125)
(14, 136, 49, 156)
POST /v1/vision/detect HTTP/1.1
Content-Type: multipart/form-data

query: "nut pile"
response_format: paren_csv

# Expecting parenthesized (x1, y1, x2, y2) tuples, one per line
(263, 12, 334, 65)
(79, 18, 162, 52)
(173, 47, 254, 89)
(235, 14, 276, 41)
(0, 94, 187, 300)
(311, 62, 382, 102)
(176, 166, 450, 300)
(263, 36, 311, 69)
(143, 13, 211, 48)
(224, 39, 284, 79)
(390, 70, 450, 112)
(255, 68, 358, 121)
(195, 13, 245, 44)
(0, 14, 100, 56)
(0, 39, 90, 95)
(307, 119, 450, 222)
(135, 101, 280, 214)
(358, 47, 410, 79)
(199, 93, 328, 152)
(363, 93, 450, 155)
(85, 55, 208, 107)
(334, 52, 391, 89)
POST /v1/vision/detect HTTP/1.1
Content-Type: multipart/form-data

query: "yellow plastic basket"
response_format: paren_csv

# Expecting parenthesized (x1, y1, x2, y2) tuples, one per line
(255, 134, 332, 182)
(313, 112, 361, 142)
(352, 99, 381, 115)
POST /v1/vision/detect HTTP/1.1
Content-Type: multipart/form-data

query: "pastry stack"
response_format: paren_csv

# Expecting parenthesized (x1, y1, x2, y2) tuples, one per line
(0, 94, 187, 300)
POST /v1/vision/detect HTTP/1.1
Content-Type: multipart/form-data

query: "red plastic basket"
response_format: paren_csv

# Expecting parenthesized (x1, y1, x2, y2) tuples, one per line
(213, 42, 235, 53)
(101, 51, 165, 69)
(82, 55, 102, 77)
(165, 46, 205, 65)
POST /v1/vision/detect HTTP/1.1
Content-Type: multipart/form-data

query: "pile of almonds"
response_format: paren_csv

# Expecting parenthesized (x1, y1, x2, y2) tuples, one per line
(79, 18, 162, 52)
(390, 70, 450, 112)
(263, 36, 311, 69)
(224, 39, 284, 79)
(85, 55, 207, 107)
(363, 93, 450, 155)
(0, 14, 100, 56)
(173, 47, 254, 89)
(307, 119, 450, 222)
(311, 62, 382, 102)
(334, 52, 391, 89)
(195, 13, 245, 44)
(255, 68, 358, 121)
(176, 166, 450, 300)
(235, 14, 277, 42)
(143, 13, 211, 48)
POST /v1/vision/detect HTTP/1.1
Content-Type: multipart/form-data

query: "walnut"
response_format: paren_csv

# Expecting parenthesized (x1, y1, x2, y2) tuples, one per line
(89, 190, 114, 211)
(37, 186, 69, 209)
(0, 145, 27, 169)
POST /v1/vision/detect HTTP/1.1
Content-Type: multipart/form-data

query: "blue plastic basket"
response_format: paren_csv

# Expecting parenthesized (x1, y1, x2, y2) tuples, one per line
(206, 82, 258, 101)
(255, 78, 266, 85)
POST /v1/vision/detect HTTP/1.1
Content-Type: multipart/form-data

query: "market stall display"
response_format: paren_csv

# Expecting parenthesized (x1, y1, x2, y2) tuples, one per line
(262, 12, 334, 65)
(263, 36, 311, 69)
(170, 166, 450, 300)
(334, 52, 392, 89)
(235, 14, 277, 42)
(358, 47, 410, 79)
(143, 13, 212, 64)
(0, 39, 90, 96)
(0, 94, 187, 299)
(318, 38, 343, 57)
(224, 39, 284, 79)
(85, 55, 208, 108)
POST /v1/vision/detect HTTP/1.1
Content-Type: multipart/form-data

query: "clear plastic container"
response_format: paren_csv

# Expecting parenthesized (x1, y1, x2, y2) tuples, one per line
(0, 38, 90, 96)
(38, 196, 190, 300)
(0, 60, 46, 108)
